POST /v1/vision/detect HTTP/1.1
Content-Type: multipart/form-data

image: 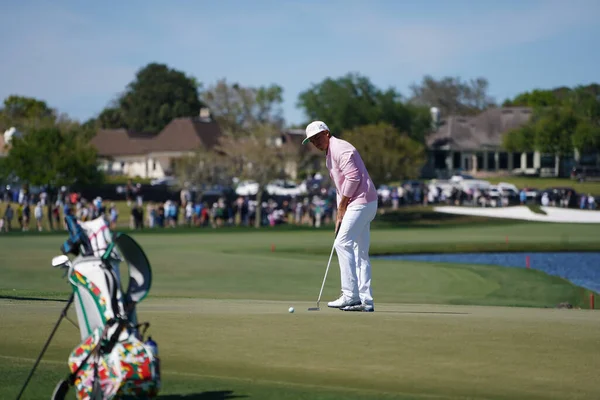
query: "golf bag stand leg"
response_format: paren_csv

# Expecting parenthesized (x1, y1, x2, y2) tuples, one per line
(17, 294, 74, 400)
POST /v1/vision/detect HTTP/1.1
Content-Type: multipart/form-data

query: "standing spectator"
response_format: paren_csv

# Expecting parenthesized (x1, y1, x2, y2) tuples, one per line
(519, 189, 527, 205)
(156, 203, 164, 227)
(180, 184, 191, 208)
(34, 202, 43, 231)
(53, 201, 61, 230)
(46, 200, 54, 231)
(4, 204, 14, 231)
(125, 179, 134, 206)
(17, 203, 23, 230)
(580, 194, 587, 209)
(109, 203, 119, 230)
(541, 192, 550, 207)
(185, 201, 193, 226)
(131, 205, 144, 229)
(147, 203, 156, 228)
(391, 188, 399, 209)
(136, 183, 143, 206)
(22, 202, 30, 231)
(588, 194, 596, 210)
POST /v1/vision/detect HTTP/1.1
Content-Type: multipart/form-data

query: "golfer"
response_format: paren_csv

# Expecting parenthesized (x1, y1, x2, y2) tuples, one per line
(303, 121, 378, 312)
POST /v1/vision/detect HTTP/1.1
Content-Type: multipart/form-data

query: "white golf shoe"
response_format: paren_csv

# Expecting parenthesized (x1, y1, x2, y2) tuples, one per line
(327, 294, 361, 308)
(341, 303, 375, 312)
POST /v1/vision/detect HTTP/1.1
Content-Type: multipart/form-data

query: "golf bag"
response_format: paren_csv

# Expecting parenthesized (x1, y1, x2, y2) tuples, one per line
(53, 215, 160, 400)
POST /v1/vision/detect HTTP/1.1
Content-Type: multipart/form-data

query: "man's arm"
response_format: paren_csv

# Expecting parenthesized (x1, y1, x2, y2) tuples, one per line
(335, 151, 361, 228)
(339, 151, 361, 201)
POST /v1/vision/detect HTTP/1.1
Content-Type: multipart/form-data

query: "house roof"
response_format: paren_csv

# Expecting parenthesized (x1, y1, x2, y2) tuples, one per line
(90, 129, 155, 157)
(427, 107, 533, 151)
(148, 117, 221, 153)
(91, 117, 222, 157)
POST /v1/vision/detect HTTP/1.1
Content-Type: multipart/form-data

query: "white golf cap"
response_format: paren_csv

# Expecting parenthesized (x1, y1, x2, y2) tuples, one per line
(302, 121, 330, 145)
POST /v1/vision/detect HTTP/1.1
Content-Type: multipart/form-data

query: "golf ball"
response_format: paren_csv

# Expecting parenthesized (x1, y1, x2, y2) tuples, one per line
(288, 307, 295, 313)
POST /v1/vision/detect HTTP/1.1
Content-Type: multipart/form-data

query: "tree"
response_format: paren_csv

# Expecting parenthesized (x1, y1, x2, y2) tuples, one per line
(3, 126, 102, 187)
(97, 107, 126, 130)
(409, 76, 495, 117)
(175, 147, 232, 197)
(342, 123, 426, 184)
(201, 79, 284, 136)
(0, 95, 56, 132)
(533, 107, 578, 156)
(503, 84, 600, 108)
(572, 119, 600, 154)
(97, 63, 203, 133)
(216, 124, 296, 228)
(502, 84, 600, 156)
(502, 124, 536, 153)
(178, 81, 293, 228)
(502, 89, 562, 108)
(297, 73, 430, 143)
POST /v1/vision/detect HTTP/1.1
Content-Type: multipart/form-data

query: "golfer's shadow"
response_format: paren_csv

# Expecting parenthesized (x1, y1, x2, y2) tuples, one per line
(159, 390, 248, 399)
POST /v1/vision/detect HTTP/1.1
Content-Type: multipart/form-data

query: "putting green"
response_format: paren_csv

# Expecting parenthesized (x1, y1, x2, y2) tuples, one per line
(1, 299, 599, 399)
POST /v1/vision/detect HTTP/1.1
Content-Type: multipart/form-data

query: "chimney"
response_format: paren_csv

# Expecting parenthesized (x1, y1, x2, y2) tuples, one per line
(430, 107, 441, 131)
(199, 107, 211, 121)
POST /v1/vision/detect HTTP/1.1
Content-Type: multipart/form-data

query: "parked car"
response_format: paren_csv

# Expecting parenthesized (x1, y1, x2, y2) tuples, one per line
(235, 180, 259, 196)
(266, 180, 306, 197)
(150, 176, 178, 186)
(571, 166, 600, 182)
(235, 180, 306, 197)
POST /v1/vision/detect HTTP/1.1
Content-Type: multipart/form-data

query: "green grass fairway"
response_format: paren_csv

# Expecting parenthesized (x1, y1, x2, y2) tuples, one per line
(1, 223, 600, 399)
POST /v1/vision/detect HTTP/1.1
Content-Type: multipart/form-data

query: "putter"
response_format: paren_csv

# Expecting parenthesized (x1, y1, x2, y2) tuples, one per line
(308, 224, 341, 311)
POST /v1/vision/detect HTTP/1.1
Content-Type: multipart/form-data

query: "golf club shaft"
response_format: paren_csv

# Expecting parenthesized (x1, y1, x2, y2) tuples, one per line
(16, 294, 74, 400)
(315, 224, 341, 306)
(316, 242, 337, 305)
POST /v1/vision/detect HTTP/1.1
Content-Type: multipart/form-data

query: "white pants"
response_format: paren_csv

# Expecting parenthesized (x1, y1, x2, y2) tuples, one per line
(334, 201, 377, 305)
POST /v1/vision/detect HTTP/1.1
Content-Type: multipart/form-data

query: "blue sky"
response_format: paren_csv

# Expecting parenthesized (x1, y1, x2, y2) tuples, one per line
(1, 0, 598, 126)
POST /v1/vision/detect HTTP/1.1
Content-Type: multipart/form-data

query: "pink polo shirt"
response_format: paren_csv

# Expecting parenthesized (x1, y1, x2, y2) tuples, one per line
(326, 136, 378, 207)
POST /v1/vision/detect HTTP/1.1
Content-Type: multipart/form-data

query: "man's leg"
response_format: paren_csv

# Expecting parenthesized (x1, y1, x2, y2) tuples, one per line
(355, 220, 373, 307)
(344, 201, 377, 312)
(328, 202, 374, 308)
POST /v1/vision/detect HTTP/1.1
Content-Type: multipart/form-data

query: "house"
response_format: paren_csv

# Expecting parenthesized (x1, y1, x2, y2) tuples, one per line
(423, 107, 566, 178)
(91, 116, 221, 179)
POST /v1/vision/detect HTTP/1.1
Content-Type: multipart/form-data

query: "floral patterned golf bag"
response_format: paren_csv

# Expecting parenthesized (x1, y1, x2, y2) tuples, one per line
(51, 216, 160, 400)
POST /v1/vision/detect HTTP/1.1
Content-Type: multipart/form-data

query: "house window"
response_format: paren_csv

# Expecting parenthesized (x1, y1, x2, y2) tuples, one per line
(526, 152, 534, 168)
(487, 152, 496, 170)
(153, 160, 157, 171)
(120, 161, 125, 170)
(434, 151, 447, 169)
(499, 152, 508, 169)
(453, 152, 461, 170)
(512, 153, 521, 169)
(476, 153, 484, 171)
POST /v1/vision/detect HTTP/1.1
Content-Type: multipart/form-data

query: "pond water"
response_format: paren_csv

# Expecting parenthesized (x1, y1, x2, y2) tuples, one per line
(374, 252, 600, 293)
